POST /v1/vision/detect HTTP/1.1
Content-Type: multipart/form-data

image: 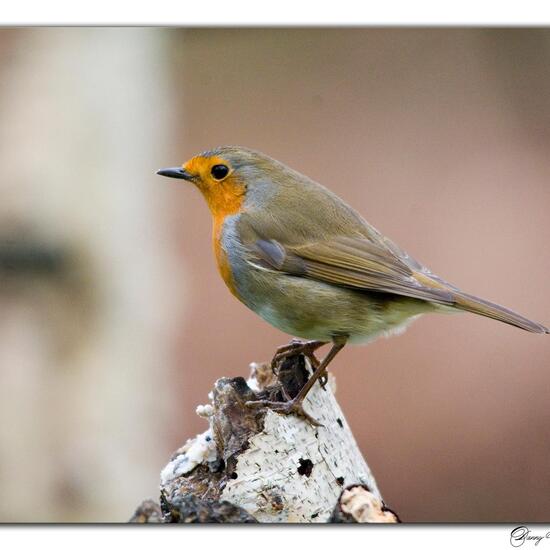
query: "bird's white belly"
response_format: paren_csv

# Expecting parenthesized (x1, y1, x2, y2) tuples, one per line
(346, 313, 423, 345)
(254, 290, 427, 345)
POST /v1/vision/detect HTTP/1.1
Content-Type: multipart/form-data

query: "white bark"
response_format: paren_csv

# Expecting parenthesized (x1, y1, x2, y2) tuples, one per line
(159, 358, 398, 523)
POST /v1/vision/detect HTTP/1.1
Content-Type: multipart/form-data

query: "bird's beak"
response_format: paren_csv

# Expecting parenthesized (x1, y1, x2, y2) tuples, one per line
(156, 167, 195, 181)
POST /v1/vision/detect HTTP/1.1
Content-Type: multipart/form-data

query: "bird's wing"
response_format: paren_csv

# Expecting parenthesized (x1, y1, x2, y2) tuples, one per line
(246, 234, 455, 305)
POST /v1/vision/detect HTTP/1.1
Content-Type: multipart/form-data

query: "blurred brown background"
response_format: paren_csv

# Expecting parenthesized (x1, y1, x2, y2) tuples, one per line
(0, 28, 548, 522)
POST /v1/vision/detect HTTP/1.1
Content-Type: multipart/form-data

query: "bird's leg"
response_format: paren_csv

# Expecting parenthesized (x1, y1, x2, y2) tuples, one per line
(270, 339, 325, 375)
(246, 337, 347, 426)
(270, 339, 325, 401)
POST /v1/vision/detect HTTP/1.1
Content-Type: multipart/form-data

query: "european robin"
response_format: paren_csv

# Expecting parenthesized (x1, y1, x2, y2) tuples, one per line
(158, 146, 548, 425)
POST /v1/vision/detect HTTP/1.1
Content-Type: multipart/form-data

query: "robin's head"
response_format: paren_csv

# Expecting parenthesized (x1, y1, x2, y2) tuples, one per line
(157, 146, 291, 216)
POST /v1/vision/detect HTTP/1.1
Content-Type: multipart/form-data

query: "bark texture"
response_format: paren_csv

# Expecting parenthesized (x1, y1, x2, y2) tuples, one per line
(132, 352, 399, 524)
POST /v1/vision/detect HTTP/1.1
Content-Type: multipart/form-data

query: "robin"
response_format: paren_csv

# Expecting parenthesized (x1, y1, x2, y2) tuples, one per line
(157, 146, 548, 425)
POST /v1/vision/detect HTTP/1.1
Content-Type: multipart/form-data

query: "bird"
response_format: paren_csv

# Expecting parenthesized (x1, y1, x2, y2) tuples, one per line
(157, 146, 548, 425)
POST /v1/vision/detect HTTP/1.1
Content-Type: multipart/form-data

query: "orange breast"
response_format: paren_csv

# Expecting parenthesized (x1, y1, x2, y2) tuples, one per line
(204, 178, 246, 299)
(212, 216, 239, 298)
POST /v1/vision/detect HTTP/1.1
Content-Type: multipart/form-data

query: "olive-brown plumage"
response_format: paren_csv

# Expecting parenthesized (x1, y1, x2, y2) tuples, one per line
(158, 146, 548, 424)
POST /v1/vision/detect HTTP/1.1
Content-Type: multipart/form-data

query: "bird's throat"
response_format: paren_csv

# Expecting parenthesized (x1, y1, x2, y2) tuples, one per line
(206, 182, 246, 299)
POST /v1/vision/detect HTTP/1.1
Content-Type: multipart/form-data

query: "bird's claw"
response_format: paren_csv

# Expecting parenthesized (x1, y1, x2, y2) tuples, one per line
(252, 339, 329, 425)
(270, 339, 324, 374)
(245, 398, 324, 427)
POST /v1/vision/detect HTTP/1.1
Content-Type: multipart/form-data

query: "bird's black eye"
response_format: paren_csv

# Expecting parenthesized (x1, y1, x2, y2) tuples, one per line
(211, 164, 229, 180)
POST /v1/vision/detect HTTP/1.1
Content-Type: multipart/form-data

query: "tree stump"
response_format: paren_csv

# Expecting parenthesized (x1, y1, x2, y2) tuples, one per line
(131, 352, 400, 524)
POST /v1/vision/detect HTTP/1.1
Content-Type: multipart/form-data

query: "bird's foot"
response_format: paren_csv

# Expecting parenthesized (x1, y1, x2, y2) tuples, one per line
(271, 339, 329, 391)
(271, 339, 325, 374)
(245, 397, 323, 427)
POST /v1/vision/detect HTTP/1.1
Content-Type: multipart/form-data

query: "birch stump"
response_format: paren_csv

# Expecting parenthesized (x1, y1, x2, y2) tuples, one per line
(132, 352, 400, 524)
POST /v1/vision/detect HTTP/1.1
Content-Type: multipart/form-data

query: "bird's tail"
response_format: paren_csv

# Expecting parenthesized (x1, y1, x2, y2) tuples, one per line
(452, 291, 548, 334)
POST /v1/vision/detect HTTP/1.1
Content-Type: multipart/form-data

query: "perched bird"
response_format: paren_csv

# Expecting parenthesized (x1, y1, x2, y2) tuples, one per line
(158, 146, 548, 425)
